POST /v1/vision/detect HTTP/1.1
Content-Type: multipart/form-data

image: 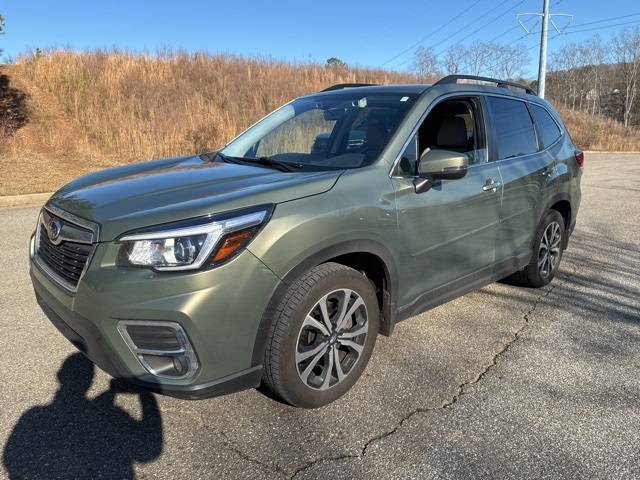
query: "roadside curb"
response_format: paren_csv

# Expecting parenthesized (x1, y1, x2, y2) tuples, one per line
(0, 192, 53, 208)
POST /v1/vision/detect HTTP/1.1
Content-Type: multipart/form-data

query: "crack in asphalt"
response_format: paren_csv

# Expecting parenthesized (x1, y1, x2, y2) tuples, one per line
(288, 279, 561, 479)
(219, 430, 289, 478)
(197, 410, 289, 478)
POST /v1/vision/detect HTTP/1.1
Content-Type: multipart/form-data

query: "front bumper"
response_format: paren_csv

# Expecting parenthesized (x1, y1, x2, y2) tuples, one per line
(31, 243, 281, 399)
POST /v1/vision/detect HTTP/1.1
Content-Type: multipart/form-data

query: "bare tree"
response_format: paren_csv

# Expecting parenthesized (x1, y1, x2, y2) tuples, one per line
(441, 45, 466, 75)
(412, 46, 439, 78)
(612, 26, 640, 127)
(584, 36, 608, 115)
(491, 43, 529, 80)
(550, 42, 582, 108)
(463, 41, 490, 77)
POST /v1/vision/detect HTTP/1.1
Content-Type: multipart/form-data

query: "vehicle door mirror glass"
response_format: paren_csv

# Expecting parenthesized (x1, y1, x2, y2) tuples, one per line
(418, 149, 469, 180)
(311, 132, 331, 154)
(323, 107, 348, 121)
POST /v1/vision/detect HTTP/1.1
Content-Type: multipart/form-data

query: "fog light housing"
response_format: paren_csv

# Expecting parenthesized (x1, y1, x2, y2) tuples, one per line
(117, 321, 199, 380)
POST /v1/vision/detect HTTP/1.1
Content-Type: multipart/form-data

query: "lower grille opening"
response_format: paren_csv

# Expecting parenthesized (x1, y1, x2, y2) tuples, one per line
(125, 324, 182, 351)
(117, 321, 199, 380)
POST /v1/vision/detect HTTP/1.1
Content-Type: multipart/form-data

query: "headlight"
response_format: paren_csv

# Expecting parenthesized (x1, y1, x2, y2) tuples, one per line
(117, 206, 271, 271)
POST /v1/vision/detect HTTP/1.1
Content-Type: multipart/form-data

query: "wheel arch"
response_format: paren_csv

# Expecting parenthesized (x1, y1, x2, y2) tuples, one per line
(540, 192, 573, 248)
(251, 240, 399, 367)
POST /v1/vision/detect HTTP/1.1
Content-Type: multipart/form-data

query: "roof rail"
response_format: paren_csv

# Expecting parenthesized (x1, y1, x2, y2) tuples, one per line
(434, 75, 537, 96)
(321, 83, 378, 92)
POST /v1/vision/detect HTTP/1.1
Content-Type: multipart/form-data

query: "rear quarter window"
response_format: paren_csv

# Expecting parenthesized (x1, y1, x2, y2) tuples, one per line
(530, 104, 562, 148)
(486, 96, 538, 159)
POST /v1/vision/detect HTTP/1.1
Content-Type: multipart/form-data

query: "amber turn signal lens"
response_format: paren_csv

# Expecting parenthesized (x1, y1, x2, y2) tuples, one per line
(212, 229, 254, 262)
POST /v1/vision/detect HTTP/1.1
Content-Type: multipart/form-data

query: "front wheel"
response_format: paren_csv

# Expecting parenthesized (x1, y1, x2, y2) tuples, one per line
(511, 210, 565, 288)
(262, 263, 379, 408)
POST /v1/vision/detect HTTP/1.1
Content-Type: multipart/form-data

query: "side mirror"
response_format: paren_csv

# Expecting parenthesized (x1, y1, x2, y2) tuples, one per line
(311, 132, 331, 154)
(323, 108, 347, 121)
(414, 149, 469, 193)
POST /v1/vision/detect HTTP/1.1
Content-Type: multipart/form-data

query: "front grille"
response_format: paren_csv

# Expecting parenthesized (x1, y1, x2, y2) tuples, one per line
(34, 207, 98, 291)
(37, 228, 92, 287)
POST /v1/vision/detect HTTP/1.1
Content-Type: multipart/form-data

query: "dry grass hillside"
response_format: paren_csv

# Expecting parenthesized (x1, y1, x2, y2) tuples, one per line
(554, 105, 640, 152)
(1, 50, 639, 195)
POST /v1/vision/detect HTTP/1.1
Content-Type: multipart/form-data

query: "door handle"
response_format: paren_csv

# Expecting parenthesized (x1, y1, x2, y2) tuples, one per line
(482, 180, 501, 192)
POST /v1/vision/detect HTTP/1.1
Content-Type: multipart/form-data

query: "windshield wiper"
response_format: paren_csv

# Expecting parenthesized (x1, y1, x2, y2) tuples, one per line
(248, 156, 303, 172)
(216, 152, 302, 172)
(215, 151, 240, 164)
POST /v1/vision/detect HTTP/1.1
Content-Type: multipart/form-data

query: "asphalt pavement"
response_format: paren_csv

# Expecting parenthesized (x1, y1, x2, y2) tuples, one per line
(0, 153, 638, 479)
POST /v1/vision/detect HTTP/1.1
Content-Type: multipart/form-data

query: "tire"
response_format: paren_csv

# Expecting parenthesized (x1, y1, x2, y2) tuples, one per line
(510, 210, 565, 288)
(262, 262, 379, 408)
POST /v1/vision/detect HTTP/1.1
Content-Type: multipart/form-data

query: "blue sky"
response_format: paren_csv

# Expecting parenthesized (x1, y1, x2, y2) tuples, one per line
(1, 0, 639, 77)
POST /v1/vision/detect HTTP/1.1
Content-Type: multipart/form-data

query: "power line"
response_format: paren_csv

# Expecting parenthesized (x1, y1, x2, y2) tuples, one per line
(386, 0, 551, 71)
(393, 0, 526, 69)
(387, 0, 514, 69)
(559, 19, 640, 35)
(480, 5, 541, 45)
(568, 12, 640, 29)
(473, 19, 540, 69)
(473, 0, 559, 46)
(482, 17, 640, 75)
(475, 0, 559, 46)
(434, 0, 527, 56)
(488, 24, 526, 43)
(387, 0, 511, 69)
(482, 34, 543, 75)
(381, 0, 483, 67)
(460, 14, 541, 72)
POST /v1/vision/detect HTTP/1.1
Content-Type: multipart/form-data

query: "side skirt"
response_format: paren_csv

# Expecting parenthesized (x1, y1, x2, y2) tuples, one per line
(396, 251, 531, 322)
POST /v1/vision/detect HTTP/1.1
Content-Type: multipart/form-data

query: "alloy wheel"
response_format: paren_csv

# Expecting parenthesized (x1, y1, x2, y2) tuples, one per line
(538, 221, 562, 277)
(295, 289, 369, 390)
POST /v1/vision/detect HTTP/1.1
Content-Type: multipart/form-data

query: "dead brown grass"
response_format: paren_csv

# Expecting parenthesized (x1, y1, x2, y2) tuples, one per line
(1, 49, 639, 195)
(553, 104, 640, 151)
(11, 50, 420, 159)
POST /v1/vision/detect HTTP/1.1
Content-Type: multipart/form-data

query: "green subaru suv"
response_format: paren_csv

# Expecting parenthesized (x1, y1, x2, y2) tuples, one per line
(30, 75, 582, 408)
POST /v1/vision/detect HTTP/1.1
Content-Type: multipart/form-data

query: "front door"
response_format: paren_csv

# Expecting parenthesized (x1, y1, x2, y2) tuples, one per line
(391, 96, 502, 308)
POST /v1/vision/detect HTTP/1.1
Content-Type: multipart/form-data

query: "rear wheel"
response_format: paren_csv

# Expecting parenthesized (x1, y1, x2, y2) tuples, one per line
(511, 210, 565, 288)
(263, 263, 379, 408)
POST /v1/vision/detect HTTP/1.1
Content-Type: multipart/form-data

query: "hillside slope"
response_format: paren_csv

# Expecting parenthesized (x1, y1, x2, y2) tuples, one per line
(1, 50, 640, 196)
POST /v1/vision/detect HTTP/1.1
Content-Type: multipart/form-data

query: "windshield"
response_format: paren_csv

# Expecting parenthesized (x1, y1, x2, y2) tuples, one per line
(221, 93, 418, 170)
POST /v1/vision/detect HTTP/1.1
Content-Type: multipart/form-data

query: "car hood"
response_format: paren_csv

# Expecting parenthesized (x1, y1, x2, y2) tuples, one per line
(49, 155, 342, 241)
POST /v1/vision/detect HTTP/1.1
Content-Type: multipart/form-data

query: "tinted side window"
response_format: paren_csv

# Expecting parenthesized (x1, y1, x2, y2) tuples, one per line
(530, 104, 561, 148)
(487, 97, 537, 159)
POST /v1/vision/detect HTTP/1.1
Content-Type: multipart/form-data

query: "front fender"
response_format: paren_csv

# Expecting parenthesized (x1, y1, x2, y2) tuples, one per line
(247, 165, 400, 365)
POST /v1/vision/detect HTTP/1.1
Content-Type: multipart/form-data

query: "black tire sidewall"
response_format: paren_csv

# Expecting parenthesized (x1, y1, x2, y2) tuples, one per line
(526, 210, 565, 287)
(275, 269, 379, 408)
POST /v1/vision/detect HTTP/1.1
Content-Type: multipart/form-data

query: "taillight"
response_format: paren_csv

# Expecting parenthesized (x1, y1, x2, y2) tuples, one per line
(574, 149, 584, 167)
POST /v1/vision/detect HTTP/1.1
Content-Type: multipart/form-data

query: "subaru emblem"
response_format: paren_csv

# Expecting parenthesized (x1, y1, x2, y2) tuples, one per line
(47, 219, 63, 243)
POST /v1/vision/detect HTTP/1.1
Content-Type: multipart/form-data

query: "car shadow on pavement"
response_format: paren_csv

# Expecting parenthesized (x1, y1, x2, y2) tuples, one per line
(2, 353, 163, 480)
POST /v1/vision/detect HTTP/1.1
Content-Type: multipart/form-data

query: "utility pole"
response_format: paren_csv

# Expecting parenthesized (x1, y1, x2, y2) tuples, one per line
(537, 0, 550, 98)
(518, 3, 572, 98)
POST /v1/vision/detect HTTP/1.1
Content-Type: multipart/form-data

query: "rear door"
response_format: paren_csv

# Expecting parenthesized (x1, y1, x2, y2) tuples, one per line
(484, 95, 553, 263)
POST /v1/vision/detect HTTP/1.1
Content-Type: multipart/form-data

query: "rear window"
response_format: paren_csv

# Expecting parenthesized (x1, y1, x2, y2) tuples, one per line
(487, 97, 537, 159)
(530, 104, 561, 148)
